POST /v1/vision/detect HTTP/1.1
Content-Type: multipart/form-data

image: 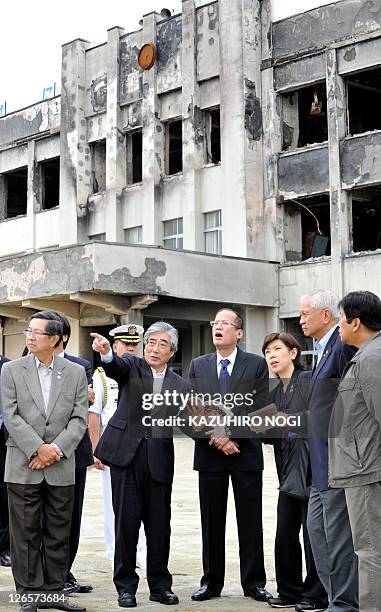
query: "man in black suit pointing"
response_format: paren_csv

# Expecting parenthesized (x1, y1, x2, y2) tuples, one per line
(189, 308, 271, 603)
(91, 322, 189, 609)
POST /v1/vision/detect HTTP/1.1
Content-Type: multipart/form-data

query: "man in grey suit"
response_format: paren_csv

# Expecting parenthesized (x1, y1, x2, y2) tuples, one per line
(1, 311, 88, 612)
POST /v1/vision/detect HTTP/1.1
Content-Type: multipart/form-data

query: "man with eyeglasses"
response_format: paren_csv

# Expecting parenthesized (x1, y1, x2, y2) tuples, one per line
(89, 325, 146, 567)
(91, 322, 189, 609)
(188, 308, 271, 603)
(0, 311, 88, 612)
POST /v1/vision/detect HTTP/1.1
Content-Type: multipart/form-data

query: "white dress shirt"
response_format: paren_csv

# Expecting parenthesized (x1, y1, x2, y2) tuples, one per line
(314, 325, 338, 366)
(216, 347, 237, 377)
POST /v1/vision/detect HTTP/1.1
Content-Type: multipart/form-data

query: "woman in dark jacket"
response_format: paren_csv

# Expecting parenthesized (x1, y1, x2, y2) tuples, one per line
(262, 332, 327, 612)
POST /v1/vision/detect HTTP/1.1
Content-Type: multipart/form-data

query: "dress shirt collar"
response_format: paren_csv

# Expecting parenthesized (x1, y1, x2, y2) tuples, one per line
(150, 364, 167, 378)
(35, 354, 55, 370)
(314, 324, 338, 363)
(216, 347, 237, 367)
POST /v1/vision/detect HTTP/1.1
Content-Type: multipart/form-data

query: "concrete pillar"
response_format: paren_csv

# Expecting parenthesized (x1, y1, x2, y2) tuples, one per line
(120, 311, 144, 328)
(105, 26, 126, 242)
(26, 141, 36, 250)
(60, 38, 91, 246)
(142, 13, 162, 246)
(191, 322, 201, 358)
(182, 0, 204, 251)
(326, 48, 349, 296)
(243, 306, 278, 355)
(219, 0, 264, 259)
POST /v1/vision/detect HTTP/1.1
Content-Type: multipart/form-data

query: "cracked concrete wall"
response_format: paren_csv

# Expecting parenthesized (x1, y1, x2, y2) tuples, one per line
(337, 37, 381, 74)
(341, 131, 381, 187)
(85, 44, 107, 116)
(278, 146, 329, 197)
(274, 54, 326, 91)
(119, 31, 143, 105)
(157, 16, 182, 93)
(196, 2, 220, 81)
(273, 0, 381, 59)
(0, 99, 60, 148)
(0, 242, 278, 307)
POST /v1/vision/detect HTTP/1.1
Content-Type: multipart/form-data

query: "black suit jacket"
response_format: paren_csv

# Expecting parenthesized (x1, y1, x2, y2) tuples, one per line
(64, 353, 93, 469)
(0, 355, 10, 435)
(307, 327, 356, 491)
(264, 369, 310, 483)
(95, 353, 189, 484)
(188, 347, 269, 472)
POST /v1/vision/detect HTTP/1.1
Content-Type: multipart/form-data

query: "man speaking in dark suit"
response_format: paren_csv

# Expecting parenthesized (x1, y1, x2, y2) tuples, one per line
(188, 308, 271, 603)
(300, 291, 358, 612)
(91, 322, 189, 609)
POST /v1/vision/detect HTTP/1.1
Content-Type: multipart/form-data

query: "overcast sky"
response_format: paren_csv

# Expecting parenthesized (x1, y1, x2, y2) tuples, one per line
(0, 0, 333, 113)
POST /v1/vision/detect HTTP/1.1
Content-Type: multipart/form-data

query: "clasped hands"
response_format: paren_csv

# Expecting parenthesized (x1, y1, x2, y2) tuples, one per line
(187, 400, 240, 456)
(29, 443, 62, 470)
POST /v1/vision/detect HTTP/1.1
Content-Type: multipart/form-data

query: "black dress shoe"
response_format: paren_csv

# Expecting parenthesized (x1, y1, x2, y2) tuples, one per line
(118, 592, 137, 608)
(150, 590, 179, 605)
(0, 550, 11, 566)
(191, 584, 221, 601)
(244, 587, 273, 602)
(64, 573, 93, 594)
(268, 596, 298, 608)
(19, 605, 37, 612)
(295, 601, 326, 612)
(38, 601, 86, 611)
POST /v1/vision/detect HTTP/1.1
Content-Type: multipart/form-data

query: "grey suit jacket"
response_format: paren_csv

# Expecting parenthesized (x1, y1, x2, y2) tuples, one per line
(1, 354, 88, 486)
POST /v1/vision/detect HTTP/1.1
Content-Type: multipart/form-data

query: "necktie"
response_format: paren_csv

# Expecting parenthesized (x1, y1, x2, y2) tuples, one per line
(219, 359, 230, 397)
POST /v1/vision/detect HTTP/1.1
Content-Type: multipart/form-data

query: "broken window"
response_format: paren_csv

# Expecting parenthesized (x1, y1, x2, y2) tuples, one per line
(89, 233, 106, 241)
(347, 67, 381, 136)
(351, 187, 381, 252)
(40, 157, 60, 210)
(165, 119, 182, 175)
(126, 130, 143, 184)
(90, 140, 106, 193)
(282, 318, 314, 369)
(283, 195, 330, 261)
(205, 108, 221, 164)
(0, 167, 28, 219)
(125, 225, 143, 244)
(204, 210, 222, 255)
(163, 218, 183, 249)
(282, 83, 328, 150)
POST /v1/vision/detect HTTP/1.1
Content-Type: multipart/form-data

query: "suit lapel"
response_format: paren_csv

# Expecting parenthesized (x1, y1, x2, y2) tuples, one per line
(309, 327, 339, 395)
(207, 354, 220, 395)
(228, 349, 248, 393)
(23, 354, 46, 416)
(46, 357, 67, 419)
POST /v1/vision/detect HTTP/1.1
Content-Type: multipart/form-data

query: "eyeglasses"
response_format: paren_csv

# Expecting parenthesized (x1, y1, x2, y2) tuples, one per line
(209, 320, 239, 328)
(24, 329, 50, 338)
(146, 339, 172, 349)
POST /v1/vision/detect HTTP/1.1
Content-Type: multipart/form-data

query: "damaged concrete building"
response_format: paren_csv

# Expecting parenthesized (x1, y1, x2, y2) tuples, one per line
(0, 0, 381, 368)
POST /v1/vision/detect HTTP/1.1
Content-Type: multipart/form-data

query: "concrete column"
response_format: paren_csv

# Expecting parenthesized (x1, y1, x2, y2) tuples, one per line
(60, 38, 91, 246)
(243, 306, 278, 355)
(120, 310, 144, 328)
(261, 0, 284, 263)
(219, 0, 264, 259)
(142, 13, 162, 246)
(105, 26, 126, 242)
(326, 48, 349, 296)
(182, 0, 204, 251)
(26, 141, 36, 250)
(191, 322, 201, 358)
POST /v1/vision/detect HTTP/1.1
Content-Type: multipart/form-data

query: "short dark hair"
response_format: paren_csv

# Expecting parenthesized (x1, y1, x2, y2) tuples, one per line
(29, 311, 63, 342)
(338, 291, 381, 332)
(53, 313, 71, 349)
(262, 331, 303, 370)
(215, 308, 243, 330)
